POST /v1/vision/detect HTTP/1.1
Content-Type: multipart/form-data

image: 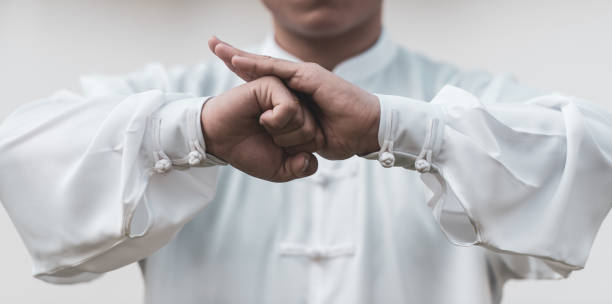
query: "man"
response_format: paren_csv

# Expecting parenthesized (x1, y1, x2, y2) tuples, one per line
(1, 0, 611, 303)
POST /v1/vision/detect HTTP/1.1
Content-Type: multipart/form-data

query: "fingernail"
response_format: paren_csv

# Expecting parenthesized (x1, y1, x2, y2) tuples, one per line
(301, 155, 310, 174)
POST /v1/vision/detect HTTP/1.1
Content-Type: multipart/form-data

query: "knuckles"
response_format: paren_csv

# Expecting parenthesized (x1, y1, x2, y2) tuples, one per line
(263, 116, 284, 131)
(303, 62, 323, 73)
(300, 121, 316, 141)
(255, 75, 283, 88)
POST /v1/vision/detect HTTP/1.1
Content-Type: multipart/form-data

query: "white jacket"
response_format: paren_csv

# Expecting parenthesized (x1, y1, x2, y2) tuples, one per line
(1, 31, 611, 304)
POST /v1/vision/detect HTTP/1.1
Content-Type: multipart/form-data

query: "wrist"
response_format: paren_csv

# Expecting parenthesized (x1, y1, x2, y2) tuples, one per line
(356, 93, 381, 156)
(200, 97, 229, 161)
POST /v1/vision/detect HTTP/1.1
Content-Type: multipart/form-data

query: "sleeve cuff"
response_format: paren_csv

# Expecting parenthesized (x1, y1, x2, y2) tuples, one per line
(363, 94, 444, 171)
(151, 96, 227, 174)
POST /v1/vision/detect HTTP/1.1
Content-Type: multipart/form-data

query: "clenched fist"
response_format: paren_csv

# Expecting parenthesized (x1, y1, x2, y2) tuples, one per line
(209, 37, 381, 160)
(201, 76, 323, 182)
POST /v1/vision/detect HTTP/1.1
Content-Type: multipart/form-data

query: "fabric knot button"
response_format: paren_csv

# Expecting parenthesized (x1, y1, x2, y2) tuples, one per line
(314, 174, 331, 187)
(415, 159, 431, 173)
(307, 248, 325, 260)
(154, 158, 172, 173)
(379, 152, 395, 168)
(188, 151, 203, 166)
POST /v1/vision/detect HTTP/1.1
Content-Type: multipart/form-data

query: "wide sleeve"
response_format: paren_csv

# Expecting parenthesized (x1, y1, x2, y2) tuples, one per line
(0, 65, 225, 284)
(368, 82, 612, 278)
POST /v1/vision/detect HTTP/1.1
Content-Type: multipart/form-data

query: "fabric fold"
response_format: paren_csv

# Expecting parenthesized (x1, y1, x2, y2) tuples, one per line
(0, 89, 220, 283)
(413, 86, 612, 277)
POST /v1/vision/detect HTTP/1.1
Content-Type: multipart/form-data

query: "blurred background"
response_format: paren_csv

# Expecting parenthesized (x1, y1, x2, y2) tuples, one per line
(1, 0, 611, 303)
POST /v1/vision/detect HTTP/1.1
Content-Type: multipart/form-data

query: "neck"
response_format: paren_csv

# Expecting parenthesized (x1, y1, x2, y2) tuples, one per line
(273, 15, 382, 70)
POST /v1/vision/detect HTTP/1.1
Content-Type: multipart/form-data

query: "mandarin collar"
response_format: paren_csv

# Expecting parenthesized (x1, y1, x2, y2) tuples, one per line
(259, 29, 398, 83)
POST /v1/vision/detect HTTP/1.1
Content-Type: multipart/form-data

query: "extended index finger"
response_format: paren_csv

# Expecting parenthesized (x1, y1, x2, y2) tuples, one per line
(233, 56, 323, 95)
(232, 56, 299, 82)
(209, 36, 300, 81)
(209, 36, 273, 81)
(208, 37, 257, 81)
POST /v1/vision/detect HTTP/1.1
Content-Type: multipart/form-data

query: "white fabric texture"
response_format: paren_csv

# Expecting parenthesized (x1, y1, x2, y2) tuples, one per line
(374, 86, 612, 277)
(0, 90, 219, 281)
(1, 31, 612, 303)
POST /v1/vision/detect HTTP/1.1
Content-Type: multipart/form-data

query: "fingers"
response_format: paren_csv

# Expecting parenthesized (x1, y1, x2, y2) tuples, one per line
(209, 36, 330, 96)
(207, 36, 222, 55)
(284, 130, 326, 154)
(263, 108, 323, 150)
(208, 36, 256, 62)
(265, 110, 325, 156)
(208, 36, 300, 82)
(231, 55, 298, 80)
(232, 56, 325, 95)
(259, 102, 302, 134)
(209, 36, 267, 82)
(267, 118, 315, 146)
(255, 77, 302, 131)
(253, 77, 324, 153)
(209, 36, 297, 78)
(209, 38, 254, 81)
(273, 152, 318, 182)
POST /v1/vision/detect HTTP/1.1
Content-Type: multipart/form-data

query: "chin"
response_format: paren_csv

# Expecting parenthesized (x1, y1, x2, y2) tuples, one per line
(286, 9, 357, 38)
(265, 0, 382, 38)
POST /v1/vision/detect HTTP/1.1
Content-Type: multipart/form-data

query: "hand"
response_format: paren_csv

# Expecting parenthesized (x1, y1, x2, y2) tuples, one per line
(201, 76, 323, 182)
(209, 37, 381, 160)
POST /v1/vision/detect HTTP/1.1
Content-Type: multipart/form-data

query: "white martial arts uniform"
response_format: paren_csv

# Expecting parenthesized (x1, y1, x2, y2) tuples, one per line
(1, 31, 612, 304)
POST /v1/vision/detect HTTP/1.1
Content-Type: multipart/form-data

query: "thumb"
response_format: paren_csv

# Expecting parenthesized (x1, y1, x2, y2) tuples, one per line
(274, 152, 318, 182)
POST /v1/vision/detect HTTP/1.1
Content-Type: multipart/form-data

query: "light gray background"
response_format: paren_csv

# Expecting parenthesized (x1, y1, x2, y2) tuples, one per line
(1, 0, 611, 303)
